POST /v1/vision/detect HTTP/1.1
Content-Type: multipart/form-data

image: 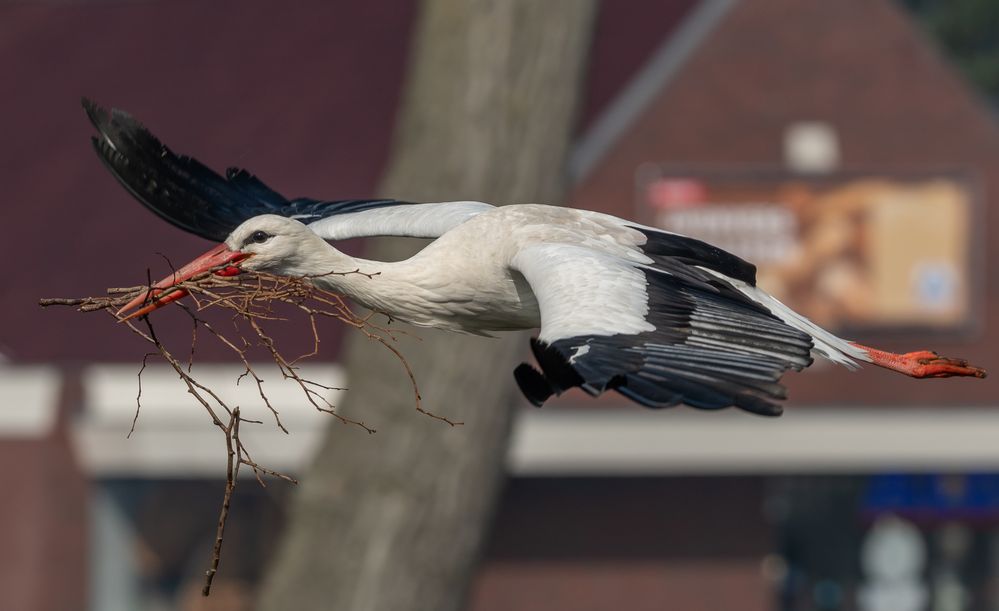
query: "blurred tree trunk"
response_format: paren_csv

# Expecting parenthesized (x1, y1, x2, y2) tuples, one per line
(257, 2, 596, 610)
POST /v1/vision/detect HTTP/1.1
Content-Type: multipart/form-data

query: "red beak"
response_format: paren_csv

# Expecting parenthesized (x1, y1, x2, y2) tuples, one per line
(116, 244, 251, 321)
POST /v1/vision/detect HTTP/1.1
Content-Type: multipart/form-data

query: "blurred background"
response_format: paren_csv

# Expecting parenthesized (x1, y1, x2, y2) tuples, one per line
(2, 0, 998, 610)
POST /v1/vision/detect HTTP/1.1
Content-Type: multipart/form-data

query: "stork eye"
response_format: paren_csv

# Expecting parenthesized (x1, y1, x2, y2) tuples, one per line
(248, 230, 271, 245)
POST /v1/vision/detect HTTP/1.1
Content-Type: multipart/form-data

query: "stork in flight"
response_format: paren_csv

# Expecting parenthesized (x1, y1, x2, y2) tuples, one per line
(84, 100, 985, 417)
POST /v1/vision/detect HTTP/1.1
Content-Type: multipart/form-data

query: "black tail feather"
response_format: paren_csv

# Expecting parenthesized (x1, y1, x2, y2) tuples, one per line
(514, 364, 554, 407)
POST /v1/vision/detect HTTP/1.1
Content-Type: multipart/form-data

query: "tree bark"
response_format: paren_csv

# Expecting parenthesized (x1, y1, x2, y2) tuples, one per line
(257, 2, 596, 610)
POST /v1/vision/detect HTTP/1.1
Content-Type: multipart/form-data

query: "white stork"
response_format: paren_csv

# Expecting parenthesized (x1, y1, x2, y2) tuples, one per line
(84, 100, 986, 417)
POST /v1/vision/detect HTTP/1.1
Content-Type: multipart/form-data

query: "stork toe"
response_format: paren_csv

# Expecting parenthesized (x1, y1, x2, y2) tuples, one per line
(911, 356, 986, 379)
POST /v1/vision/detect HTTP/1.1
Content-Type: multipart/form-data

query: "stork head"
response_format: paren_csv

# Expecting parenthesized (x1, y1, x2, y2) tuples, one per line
(117, 215, 333, 320)
(223, 215, 332, 276)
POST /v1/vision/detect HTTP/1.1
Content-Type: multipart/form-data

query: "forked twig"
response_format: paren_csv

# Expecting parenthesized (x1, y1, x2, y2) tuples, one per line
(39, 268, 458, 595)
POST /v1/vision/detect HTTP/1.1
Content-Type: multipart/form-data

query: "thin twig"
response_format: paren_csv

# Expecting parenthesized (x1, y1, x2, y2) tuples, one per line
(128, 352, 157, 438)
(38, 268, 443, 595)
(203, 407, 239, 596)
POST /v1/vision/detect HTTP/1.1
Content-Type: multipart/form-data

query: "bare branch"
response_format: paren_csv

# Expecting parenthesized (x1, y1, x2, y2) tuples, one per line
(38, 268, 441, 594)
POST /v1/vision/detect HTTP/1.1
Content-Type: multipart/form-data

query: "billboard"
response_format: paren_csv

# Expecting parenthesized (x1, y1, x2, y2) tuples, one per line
(636, 167, 980, 333)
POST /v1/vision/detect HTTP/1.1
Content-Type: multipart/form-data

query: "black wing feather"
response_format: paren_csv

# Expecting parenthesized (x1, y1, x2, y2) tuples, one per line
(632, 226, 758, 286)
(516, 268, 813, 417)
(83, 99, 404, 241)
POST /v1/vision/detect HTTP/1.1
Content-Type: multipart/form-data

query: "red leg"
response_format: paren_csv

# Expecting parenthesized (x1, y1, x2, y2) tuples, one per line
(850, 343, 987, 379)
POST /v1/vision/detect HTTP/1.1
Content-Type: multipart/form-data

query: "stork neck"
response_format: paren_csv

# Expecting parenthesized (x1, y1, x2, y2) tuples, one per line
(307, 248, 423, 315)
(301, 238, 538, 333)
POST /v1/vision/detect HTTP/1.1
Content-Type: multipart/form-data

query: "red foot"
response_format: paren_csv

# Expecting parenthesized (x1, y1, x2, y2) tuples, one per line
(850, 343, 987, 379)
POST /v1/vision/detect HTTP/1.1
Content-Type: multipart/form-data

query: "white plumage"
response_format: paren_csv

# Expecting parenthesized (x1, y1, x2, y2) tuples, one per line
(306, 201, 494, 240)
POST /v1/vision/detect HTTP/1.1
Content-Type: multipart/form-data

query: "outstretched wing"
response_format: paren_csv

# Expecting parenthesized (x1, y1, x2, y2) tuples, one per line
(83, 99, 492, 241)
(510, 243, 814, 416)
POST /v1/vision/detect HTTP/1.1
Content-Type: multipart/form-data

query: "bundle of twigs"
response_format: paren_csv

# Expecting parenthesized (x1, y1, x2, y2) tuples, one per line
(40, 269, 447, 595)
